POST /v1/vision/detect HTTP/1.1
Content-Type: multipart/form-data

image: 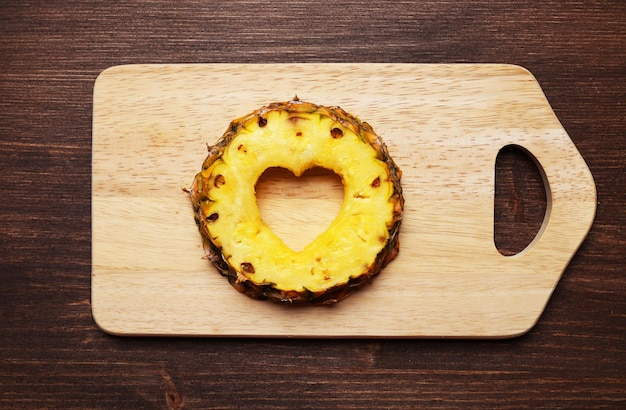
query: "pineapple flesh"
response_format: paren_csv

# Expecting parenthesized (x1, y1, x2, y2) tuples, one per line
(188, 98, 404, 304)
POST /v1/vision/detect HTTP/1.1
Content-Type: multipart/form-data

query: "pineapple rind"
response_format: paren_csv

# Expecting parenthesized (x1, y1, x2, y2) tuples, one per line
(189, 99, 404, 304)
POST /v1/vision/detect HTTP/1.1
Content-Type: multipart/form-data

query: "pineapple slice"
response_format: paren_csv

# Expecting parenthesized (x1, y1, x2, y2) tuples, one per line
(188, 98, 404, 304)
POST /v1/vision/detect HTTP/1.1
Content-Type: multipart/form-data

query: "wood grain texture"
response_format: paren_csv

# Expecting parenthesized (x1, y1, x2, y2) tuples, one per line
(1, 0, 624, 408)
(91, 63, 595, 338)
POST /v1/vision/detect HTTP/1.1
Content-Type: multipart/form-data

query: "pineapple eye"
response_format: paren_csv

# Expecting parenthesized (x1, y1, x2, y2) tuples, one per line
(214, 174, 226, 188)
(258, 116, 267, 127)
(371, 176, 381, 188)
(330, 127, 343, 138)
(206, 212, 219, 222)
(240, 262, 255, 274)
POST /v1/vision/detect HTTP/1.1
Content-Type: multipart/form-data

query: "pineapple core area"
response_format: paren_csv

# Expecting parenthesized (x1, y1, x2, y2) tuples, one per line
(255, 167, 345, 252)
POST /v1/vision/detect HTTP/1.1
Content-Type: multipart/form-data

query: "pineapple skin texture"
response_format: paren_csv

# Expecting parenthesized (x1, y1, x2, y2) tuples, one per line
(189, 98, 404, 304)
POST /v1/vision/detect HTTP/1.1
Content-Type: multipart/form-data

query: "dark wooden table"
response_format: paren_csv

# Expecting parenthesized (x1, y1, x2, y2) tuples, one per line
(2, 1, 624, 408)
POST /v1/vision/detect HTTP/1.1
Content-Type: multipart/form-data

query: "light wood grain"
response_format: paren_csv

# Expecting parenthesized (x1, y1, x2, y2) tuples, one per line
(91, 63, 596, 338)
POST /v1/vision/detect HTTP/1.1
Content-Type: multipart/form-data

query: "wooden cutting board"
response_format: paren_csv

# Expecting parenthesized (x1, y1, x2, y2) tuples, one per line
(91, 63, 596, 338)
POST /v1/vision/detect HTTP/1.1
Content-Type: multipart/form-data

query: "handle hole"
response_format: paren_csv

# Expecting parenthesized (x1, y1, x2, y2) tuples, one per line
(494, 145, 548, 256)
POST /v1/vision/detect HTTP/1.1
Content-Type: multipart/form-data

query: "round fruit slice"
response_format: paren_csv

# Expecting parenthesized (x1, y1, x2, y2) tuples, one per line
(188, 98, 404, 304)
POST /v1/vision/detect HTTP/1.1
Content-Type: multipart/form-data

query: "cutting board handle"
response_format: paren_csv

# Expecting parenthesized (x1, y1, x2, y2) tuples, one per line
(499, 135, 596, 275)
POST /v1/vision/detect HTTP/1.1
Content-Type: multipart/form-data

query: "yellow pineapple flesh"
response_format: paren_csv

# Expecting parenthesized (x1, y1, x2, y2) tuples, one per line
(188, 98, 403, 304)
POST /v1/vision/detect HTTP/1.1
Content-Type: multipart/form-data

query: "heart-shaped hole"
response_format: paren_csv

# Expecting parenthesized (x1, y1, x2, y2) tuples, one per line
(255, 167, 344, 252)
